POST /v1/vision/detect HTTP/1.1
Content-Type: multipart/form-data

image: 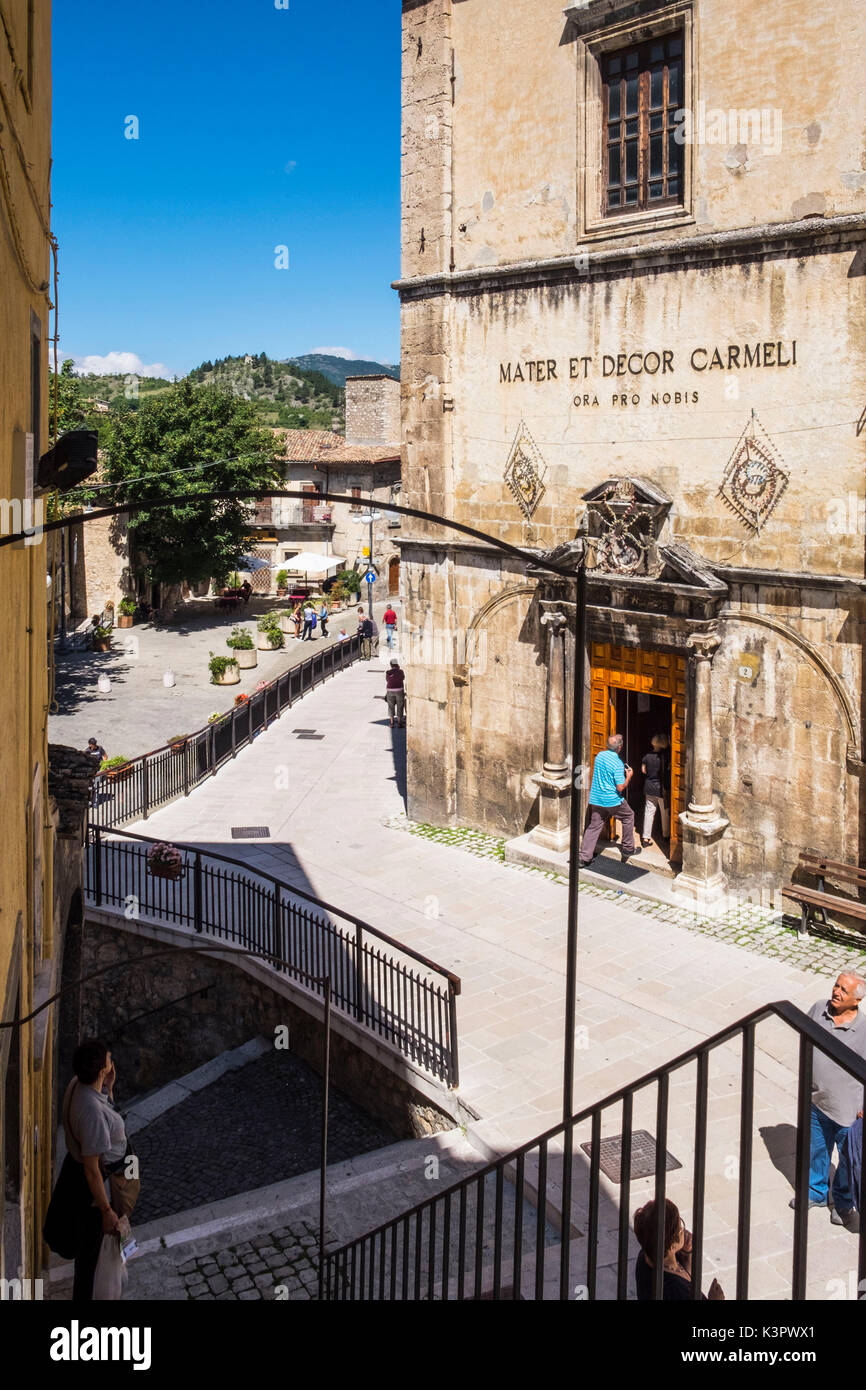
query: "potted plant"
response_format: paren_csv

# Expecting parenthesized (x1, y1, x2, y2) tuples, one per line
(147, 841, 185, 882)
(207, 711, 224, 724)
(234, 692, 249, 707)
(228, 571, 241, 590)
(226, 625, 257, 669)
(91, 624, 113, 652)
(275, 569, 289, 597)
(99, 754, 132, 781)
(117, 597, 136, 629)
(274, 609, 294, 635)
(166, 734, 189, 755)
(257, 615, 285, 651)
(328, 583, 346, 613)
(208, 652, 240, 686)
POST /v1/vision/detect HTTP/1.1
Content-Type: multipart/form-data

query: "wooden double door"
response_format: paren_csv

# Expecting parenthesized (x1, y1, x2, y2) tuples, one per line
(589, 642, 687, 860)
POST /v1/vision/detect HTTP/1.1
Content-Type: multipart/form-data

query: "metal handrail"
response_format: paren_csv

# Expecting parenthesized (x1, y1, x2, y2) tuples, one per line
(88, 824, 462, 992)
(85, 824, 461, 1088)
(322, 1000, 866, 1299)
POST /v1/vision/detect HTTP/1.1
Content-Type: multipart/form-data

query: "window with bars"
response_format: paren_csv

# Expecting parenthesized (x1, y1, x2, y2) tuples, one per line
(602, 34, 684, 215)
(349, 485, 364, 513)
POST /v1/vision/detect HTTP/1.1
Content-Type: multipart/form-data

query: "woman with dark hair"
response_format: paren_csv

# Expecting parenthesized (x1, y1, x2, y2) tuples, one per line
(46, 1037, 128, 1300)
(633, 1198, 725, 1301)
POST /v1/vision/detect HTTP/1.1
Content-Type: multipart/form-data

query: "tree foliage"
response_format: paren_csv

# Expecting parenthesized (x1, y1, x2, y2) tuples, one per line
(105, 380, 281, 586)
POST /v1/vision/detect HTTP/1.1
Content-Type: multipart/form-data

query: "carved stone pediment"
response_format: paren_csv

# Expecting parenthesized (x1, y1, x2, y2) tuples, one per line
(581, 476, 672, 576)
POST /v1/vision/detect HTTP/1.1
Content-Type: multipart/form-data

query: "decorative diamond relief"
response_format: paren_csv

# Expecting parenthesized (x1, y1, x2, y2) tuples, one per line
(718, 413, 789, 532)
(504, 420, 547, 519)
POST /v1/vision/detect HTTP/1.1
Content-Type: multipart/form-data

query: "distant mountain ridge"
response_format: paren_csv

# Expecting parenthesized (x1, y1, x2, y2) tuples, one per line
(287, 354, 399, 387)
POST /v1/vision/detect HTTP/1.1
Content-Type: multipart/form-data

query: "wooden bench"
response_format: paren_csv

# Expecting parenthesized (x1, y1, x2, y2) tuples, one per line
(786, 853, 866, 938)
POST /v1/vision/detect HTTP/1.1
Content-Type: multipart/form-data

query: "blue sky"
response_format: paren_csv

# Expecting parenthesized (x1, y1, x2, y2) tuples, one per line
(52, 2, 401, 377)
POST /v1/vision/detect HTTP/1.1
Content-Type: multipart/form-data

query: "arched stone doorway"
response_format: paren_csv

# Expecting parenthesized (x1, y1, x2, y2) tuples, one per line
(388, 556, 400, 596)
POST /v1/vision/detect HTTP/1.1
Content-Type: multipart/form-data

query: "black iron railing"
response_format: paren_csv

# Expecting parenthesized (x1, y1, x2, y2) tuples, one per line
(322, 1002, 866, 1299)
(85, 825, 461, 1088)
(89, 635, 361, 828)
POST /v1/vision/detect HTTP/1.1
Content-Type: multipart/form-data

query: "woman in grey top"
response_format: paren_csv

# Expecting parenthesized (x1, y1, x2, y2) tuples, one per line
(60, 1037, 127, 1299)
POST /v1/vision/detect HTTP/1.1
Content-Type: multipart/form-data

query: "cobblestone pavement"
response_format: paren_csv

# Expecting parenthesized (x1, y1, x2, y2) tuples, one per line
(132, 1048, 394, 1224)
(177, 1217, 333, 1300)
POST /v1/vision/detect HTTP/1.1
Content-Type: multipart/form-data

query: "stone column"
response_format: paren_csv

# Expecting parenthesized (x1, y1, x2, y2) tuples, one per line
(529, 605, 572, 853)
(673, 630, 730, 909)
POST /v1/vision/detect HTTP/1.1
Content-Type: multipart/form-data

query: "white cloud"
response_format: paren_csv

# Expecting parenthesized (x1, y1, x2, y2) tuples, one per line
(307, 346, 357, 360)
(71, 351, 175, 379)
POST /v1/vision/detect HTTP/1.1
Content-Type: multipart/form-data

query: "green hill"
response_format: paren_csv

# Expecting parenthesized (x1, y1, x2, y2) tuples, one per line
(288, 353, 399, 388)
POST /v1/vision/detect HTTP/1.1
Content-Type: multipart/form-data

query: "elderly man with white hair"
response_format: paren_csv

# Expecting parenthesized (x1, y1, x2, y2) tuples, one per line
(791, 971, 866, 1232)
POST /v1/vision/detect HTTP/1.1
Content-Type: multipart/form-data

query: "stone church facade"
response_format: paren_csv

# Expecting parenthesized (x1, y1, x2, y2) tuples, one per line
(397, 0, 866, 903)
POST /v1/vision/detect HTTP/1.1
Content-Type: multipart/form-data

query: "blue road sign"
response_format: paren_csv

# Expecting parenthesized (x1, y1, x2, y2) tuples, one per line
(364, 570, 377, 585)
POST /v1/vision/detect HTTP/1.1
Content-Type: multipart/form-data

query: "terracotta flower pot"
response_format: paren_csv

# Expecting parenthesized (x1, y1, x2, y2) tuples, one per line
(118, 614, 134, 629)
(148, 860, 183, 882)
(168, 740, 188, 755)
(93, 638, 112, 653)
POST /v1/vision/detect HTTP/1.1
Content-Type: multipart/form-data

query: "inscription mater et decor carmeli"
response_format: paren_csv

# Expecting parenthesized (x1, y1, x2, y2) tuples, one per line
(498, 341, 799, 409)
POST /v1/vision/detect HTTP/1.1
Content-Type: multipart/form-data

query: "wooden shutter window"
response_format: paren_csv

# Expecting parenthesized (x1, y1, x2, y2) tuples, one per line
(602, 34, 684, 216)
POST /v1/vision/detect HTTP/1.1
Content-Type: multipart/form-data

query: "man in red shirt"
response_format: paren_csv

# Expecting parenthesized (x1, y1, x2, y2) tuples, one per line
(383, 605, 398, 648)
(385, 659, 405, 728)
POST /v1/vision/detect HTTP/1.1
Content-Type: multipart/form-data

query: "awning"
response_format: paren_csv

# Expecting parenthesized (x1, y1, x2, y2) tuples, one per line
(238, 554, 272, 572)
(278, 552, 346, 577)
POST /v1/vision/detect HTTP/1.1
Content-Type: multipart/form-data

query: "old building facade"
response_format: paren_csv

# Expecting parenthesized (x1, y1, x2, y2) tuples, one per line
(0, 0, 91, 1290)
(247, 375, 403, 602)
(398, 0, 866, 904)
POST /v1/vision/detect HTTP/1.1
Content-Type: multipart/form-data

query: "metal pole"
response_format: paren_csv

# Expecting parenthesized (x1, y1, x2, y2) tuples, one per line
(59, 526, 67, 647)
(563, 555, 587, 1123)
(366, 508, 375, 620)
(319, 975, 331, 1300)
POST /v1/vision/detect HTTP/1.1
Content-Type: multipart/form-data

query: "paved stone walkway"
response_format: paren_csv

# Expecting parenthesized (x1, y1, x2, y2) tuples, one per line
(131, 1048, 394, 1225)
(50, 593, 381, 760)
(122, 656, 866, 1300)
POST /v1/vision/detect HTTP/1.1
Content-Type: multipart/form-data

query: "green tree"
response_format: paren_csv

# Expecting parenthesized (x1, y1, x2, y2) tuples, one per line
(105, 380, 281, 586)
(48, 359, 87, 435)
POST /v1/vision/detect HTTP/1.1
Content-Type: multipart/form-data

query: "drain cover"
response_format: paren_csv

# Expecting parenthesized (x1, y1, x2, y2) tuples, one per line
(231, 826, 271, 839)
(580, 1129, 681, 1184)
(296, 733, 325, 740)
(292, 728, 316, 733)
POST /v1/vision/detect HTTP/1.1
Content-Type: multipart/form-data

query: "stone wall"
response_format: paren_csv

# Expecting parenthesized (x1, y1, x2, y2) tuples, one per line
(79, 919, 454, 1139)
(345, 376, 401, 448)
(70, 513, 130, 622)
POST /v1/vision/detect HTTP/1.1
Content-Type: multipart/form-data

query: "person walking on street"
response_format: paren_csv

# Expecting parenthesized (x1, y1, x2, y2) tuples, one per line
(383, 604, 397, 648)
(318, 600, 329, 638)
(579, 733, 638, 866)
(641, 732, 670, 847)
(385, 658, 406, 727)
(358, 608, 375, 660)
(292, 602, 303, 639)
(301, 603, 315, 641)
(792, 972, 866, 1230)
(85, 737, 106, 763)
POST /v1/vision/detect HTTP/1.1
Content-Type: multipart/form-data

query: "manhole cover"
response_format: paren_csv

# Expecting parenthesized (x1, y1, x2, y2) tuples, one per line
(231, 827, 271, 839)
(580, 1129, 681, 1184)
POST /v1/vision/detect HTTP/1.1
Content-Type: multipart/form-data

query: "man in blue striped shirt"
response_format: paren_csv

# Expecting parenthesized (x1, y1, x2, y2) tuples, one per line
(579, 733, 639, 866)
